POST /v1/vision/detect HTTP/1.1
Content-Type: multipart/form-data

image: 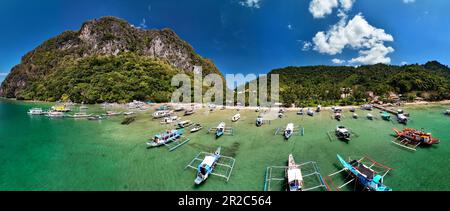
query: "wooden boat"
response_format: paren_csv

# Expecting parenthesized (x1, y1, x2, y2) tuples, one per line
(336, 155, 392, 191)
(335, 126, 351, 141)
(231, 114, 241, 122)
(28, 108, 45, 115)
(147, 129, 184, 148)
(284, 123, 295, 140)
(393, 128, 440, 146)
(190, 124, 203, 133)
(381, 112, 391, 121)
(286, 154, 304, 191)
(194, 147, 222, 185)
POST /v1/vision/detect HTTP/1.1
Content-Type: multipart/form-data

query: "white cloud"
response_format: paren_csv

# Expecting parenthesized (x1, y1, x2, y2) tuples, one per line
(401, 61, 409, 65)
(309, 0, 338, 18)
(309, 0, 355, 18)
(403, 0, 415, 4)
(301, 41, 313, 51)
(0, 72, 8, 76)
(312, 13, 394, 65)
(332, 58, 345, 64)
(239, 0, 262, 9)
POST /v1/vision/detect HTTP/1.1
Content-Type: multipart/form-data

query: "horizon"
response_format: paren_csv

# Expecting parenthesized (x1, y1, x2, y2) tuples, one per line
(1, 0, 450, 83)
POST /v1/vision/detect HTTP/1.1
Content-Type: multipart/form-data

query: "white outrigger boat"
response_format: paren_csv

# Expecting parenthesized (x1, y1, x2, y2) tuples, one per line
(161, 116, 179, 124)
(287, 154, 304, 191)
(231, 114, 241, 122)
(72, 112, 92, 119)
(153, 110, 172, 119)
(194, 147, 222, 185)
(47, 111, 64, 118)
(367, 113, 374, 120)
(316, 105, 322, 113)
(397, 114, 408, 124)
(284, 123, 295, 140)
(190, 124, 203, 133)
(177, 120, 192, 128)
(335, 126, 351, 141)
(445, 110, 450, 116)
(28, 108, 45, 115)
(353, 113, 359, 119)
(307, 108, 315, 117)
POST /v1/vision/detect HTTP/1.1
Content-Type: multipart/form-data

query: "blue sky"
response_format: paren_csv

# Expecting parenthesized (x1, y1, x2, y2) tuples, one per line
(1, 0, 449, 82)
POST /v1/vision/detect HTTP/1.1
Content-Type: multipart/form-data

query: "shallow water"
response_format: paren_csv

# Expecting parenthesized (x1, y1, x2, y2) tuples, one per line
(0, 99, 449, 191)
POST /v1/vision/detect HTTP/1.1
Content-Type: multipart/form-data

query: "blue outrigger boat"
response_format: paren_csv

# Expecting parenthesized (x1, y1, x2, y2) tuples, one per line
(195, 147, 222, 185)
(333, 155, 392, 191)
(381, 112, 391, 121)
(216, 122, 226, 138)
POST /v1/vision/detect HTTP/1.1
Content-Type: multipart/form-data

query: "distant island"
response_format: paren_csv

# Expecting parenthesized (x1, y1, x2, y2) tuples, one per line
(0, 16, 449, 106)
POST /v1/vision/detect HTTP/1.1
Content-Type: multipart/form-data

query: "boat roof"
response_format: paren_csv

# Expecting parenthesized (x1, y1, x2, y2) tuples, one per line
(288, 169, 303, 183)
(202, 155, 216, 167)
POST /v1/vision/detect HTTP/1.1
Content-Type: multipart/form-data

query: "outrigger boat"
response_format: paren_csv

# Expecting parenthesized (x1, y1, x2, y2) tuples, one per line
(153, 110, 172, 119)
(194, 147, 222, 185)
(287, 154, 304, 191)
(185, 147, 236, 185)
(28, 108, 45, 115)
(72, 112, 91, 119)
(392, 128, 440, 150)
(88, 115, 104, 121)
(256, 116, 264, 127)
(444, 110, 450, 116)
(215, 122, 226, 138)
(316, 105, 322, 113)
(161, 116, 179, 124)
(349, 107, 356, 112)
(184, 109, 195, 116)
(105, 111, 122, 117)
(307, 108, 315, 117)
(367, 113, 374, 120)
(177, 120, 192, 128)
(174, 106, 185, 112)
(231, 114, 241, 122)
(124, 111, 135, 116)
(326, 155, 393, 191)
(352, 113, 359, 119)
(361, 104, 373, 111)
(47, 111, 64, 118)
(284, 123, 295, 140)
(332, 107, 343, 113)
(381, 112, 391, 121)
(334, 112, 342, 121)
(146, 129, 184, 148)
(297, 108, 304, 115)
(397, 114, 408, 124)
(335, 126, 351, 141)
(190, 124, 203, 133)
(51, 105, 71, 112)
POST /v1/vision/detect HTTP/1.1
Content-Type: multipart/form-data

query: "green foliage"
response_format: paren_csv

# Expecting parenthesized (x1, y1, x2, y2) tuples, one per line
(269, 63, 450, 106)
(20, 52, 182, 104)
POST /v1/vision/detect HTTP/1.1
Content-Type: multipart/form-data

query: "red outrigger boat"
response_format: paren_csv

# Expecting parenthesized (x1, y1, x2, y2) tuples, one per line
(392, 128, 440, 151)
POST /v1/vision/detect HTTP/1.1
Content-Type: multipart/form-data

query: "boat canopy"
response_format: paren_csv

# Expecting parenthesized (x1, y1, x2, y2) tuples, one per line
(288, 169, 303, 183)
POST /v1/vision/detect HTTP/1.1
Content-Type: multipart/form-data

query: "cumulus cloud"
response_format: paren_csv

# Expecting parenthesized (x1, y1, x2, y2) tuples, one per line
(139, 18, 148, 29)
(239, 0, 262, 9)
(312, 13, 394, 65)
(301, 41, 313, 51)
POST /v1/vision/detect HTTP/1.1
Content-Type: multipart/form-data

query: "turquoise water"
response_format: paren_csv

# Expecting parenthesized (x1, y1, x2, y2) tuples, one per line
(0, 98, 449, 191)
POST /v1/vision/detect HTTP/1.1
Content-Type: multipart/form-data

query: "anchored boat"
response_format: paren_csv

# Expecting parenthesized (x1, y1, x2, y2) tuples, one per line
(51, 105, 71, 112)
(352, 113, 359, 119)
(367, 113, 374, 120)
(334, 112, 342, 121)
(316, 105, 322, 113)
(335, 126, 351, 141)
(381, 112, 391, 121)
(190, 124, 203, 133)
(184, 109, 195, 116)
(336, 155, 392, 191)
(307, 108, 315, 117)
(361, 104, 373, 111)
(256, 116, 264, 127)
(194, 147, 222, 185)
(231, 114, 241, 122)
(216, 122, 226, 138)
(349, 107, 356, 112)
(392, 128, 440, 150)
(153, 110, 172, 119)
(147, 129, 184, 148)
(48, 111, 64, 118)
(28, 108, 45, 115)
(287, 154, 304, 191)
(397, 114, 408, 124)
(284, 123, 295, 140)
(73, 112, 91, 119)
